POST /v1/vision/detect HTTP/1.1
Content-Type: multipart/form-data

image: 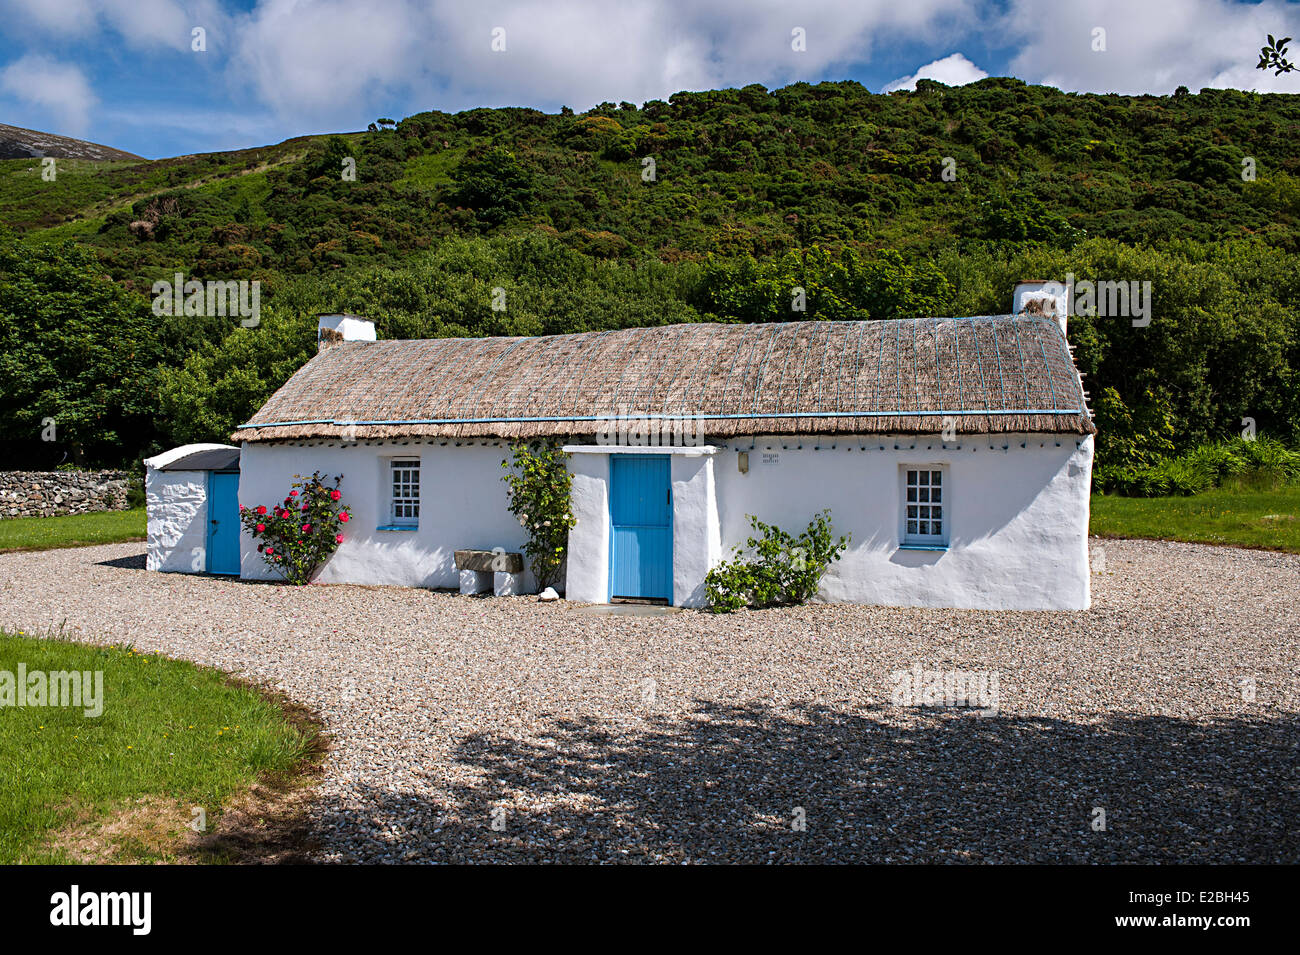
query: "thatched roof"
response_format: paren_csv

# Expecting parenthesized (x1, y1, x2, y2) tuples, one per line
(232, 316, 1094, 443)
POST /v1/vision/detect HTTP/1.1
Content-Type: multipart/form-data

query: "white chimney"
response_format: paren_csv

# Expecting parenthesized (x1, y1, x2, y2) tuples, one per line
(1013, 280, 1070, 337)
(317, 313, 376, 350)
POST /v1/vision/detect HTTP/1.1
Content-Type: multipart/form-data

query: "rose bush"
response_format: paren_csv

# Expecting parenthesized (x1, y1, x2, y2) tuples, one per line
(240, 471, 352, 584)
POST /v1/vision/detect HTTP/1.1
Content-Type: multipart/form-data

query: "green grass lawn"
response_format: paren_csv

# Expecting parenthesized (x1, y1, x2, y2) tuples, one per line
(0, 632, 316, 863)
(0, 508, 145, 553)
(1091, 484, 1300, 553)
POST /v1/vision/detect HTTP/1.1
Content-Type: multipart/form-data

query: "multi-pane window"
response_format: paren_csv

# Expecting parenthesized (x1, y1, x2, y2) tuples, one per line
(390, 459, 420, 525)
(904, 469, 945, 544)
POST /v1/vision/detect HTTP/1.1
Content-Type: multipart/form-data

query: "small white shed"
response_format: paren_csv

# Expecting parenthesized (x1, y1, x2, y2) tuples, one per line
(144, 443, 242, 574)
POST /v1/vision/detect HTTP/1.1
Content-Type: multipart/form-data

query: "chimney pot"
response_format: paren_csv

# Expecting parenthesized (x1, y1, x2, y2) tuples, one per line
(1013, 280, 1070, 337)
(317, 313, 376, 350)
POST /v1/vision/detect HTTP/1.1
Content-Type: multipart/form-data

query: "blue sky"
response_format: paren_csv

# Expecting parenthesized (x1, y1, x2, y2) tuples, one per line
(2, 0, 1298, 159)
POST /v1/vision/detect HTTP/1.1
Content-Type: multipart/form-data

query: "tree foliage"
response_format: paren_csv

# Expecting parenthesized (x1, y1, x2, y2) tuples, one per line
(0, 231, 161, 465)
(2, 80, 1299, 482)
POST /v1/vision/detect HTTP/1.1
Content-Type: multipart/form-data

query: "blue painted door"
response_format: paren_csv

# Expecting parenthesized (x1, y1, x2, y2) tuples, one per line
(610, 456, 672, 601)
(207, 471, 241, 575)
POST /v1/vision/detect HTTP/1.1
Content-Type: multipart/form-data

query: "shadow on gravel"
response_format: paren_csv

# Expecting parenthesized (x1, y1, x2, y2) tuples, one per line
(94, 553, 146, 570)
(312, 703, 1300, 864)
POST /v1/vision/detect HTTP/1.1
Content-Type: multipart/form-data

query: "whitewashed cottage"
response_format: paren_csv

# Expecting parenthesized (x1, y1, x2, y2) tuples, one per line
(220, 281, 1095, 610)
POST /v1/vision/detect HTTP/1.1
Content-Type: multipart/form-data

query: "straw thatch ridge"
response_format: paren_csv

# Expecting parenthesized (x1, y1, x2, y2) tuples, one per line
(231, 316, 1095, 443)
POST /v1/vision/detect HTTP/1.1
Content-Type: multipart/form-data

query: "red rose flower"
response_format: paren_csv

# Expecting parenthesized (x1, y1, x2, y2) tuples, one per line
(335, 534, 344, 544)
(339, 513, 350, 523)
(265, 547, 274, 555)
(302, 524, 311, 533)
(256, 505, 267, 516)
(290, 490, 298, 497)
(255, 523, 266, 533)
(330, 490, 341, 501)
(302, 503, 309, 511)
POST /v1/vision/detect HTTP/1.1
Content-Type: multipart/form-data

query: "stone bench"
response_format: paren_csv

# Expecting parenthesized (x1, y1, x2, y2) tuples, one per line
(454, 549, 528, 596)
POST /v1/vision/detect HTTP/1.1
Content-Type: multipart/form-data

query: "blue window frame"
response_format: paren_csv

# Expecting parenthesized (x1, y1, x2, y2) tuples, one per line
(904, 468, 947, 546)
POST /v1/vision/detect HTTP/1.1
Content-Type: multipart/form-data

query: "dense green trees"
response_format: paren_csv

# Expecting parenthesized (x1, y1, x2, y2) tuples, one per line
(0, 232, 160, 465)
(3, 79, 1299, 478)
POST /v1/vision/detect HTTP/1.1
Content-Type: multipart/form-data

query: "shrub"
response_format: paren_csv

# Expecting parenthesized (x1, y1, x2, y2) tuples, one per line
(1236, 434, 1300, 481)
(501, 442, 575, 591)
(240, 471, 352, 584)
(705, 510, 849, 612)
(1101, 435, 1300, 497)
(1182, 441, 1247, 484)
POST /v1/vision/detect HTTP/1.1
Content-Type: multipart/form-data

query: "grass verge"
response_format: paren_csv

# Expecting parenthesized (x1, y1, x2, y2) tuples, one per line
(0, 631, 321, 863)
(0, 508, 145, 553)
(1091, 484, 1300, 553)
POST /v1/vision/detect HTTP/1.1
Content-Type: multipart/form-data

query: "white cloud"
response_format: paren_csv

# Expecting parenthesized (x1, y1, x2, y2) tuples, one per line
(0, 0, 97, 35)
(8, 0, 1299, 152)
(0, 54, 97, 134)
(0, 0, 229, 52)
(1000, 0, 1300, 94)
(224, 0, 980, 126)
(882, 53, 988, 92)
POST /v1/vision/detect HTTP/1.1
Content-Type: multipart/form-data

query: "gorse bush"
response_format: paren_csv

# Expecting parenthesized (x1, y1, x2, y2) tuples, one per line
(241, 471, 352, 584)
(501, 442, 575, 590)
(705, 510, 849, 612)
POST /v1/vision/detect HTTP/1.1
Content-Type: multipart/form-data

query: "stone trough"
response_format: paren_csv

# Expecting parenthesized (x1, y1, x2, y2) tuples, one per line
(454, 549, 529, 597)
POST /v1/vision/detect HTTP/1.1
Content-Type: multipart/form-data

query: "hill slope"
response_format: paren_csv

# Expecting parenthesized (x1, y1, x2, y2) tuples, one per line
(0, 123, 141, 161)
(1, 79, 1298, 473)
(2, 78, 1298, 290)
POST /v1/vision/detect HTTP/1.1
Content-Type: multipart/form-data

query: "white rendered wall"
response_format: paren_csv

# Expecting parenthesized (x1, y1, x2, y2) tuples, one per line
(562, 447, 721, 608)
(712, 434, 1093, 610)
(145, 468, 208, 573)
(671, 453, 721, 607)
(564, 453, 610, 603)
(237, 441, 537, 591)
(238, 435, 1092, 610)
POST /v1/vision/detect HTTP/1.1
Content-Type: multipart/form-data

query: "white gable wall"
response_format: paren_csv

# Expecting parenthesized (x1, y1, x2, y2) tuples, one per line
(145, 468, 208, 573)
(237, 440, 537, 590)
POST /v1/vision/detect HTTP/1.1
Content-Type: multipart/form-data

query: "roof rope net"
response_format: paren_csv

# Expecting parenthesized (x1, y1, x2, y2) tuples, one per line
(232, 316, 1093, 443)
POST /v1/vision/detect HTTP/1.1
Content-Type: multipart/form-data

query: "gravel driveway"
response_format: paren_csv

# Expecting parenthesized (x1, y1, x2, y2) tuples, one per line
(2, 538, 1297, 863)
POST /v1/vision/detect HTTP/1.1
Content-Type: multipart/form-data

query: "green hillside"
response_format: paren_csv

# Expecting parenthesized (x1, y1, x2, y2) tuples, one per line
(2, 78, 1298, 483)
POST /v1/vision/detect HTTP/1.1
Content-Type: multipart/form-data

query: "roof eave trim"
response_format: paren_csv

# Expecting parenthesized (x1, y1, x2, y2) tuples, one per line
(236, 409, 1089, 430)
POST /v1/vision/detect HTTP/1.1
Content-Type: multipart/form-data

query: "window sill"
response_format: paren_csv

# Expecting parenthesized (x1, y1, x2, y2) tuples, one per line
(376, 524, 418, 532)
(899, 543, 948, 552)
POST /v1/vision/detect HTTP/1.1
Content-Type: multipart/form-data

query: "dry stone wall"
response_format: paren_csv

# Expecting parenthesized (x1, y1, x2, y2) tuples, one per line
(0, 470, 133, 519)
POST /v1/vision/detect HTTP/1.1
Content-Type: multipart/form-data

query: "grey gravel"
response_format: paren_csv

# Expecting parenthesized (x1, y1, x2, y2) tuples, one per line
(1, 538, 1296, 864)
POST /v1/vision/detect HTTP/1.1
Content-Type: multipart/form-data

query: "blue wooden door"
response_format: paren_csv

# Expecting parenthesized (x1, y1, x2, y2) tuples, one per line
(610, 456, 672, 601)
(207, 471, 241, 575)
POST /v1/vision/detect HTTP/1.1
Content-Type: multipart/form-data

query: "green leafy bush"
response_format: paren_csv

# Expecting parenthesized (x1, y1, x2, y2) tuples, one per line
(241, 471, 352, 584)
(1103, 436, 1300, 497)
(704, 510, 849, 612)
(501, 442, 576, 591)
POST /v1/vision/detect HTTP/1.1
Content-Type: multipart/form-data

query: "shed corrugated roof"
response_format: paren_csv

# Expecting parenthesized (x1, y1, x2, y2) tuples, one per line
(231, 316, 1093, 443)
